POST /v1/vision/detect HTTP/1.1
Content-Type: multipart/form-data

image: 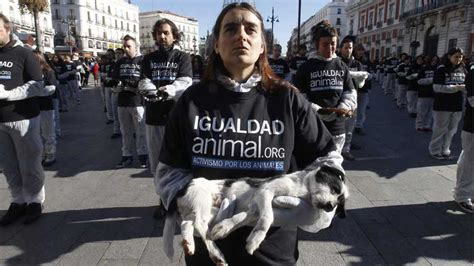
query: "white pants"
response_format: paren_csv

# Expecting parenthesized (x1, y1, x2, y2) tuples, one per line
(397, 84, 407, 107)
(356, 92, 369, 129)
(429, 111, 462, 156)
(118, 106, 147, 157)
(145, 124, 166, 178)
(384, 73, 396, 95)
(67, 80, 80, 102)
(343, 115, 356, 153)
(332, 134, 345, 155)
(0, 116, 45, 204)
(394, 80, 400, 101)
(58, 83, 69, 110)
(104, 87, 114, 121)
(53, 98, 61, 136)
(111, 93, 120, 134)
(416, 98, 433, 129)
(40, 110, 56, 156)
(454, 131, 474, 202)
(407, 91, 418, 114)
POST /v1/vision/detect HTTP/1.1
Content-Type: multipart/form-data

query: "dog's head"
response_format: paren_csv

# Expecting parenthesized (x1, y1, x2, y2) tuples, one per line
(307, 165, 349, 218)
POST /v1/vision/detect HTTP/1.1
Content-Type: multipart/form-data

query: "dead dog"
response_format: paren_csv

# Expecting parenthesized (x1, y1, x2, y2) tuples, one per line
(162, 165, 349, 265)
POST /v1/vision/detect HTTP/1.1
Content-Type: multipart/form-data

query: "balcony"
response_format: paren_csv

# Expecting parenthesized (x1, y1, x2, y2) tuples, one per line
(375, 39, 380, 44)
(376, 21, 382, 28)
(359, 27, 365, 33)
(387, 18, 394, 25)
(400, 0, 470, 20)
(367, 24, 373, 30)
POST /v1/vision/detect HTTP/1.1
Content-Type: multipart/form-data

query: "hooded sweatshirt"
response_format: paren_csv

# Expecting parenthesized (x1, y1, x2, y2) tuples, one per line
(0, 39, 43, 122)
(433, 63, 466, 112)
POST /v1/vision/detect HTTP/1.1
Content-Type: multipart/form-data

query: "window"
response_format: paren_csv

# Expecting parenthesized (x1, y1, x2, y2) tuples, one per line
(368, 12, 374, 25)
(127, 23, 129, 31)
(385, 47, 390, 56)
(401, 0, 406, 13)
(448, 39, 457, 50)
(54, 9, 60, 19)
(388, 3, 395, 19)
(95, 14, 98, 23)
(337, 8, 341, 15)
(133, 25, 136, 33)
(88, 28, 92, 36)
(115, 19, 117, 28)
(378, 8, 384, 22)
(103, 32, 107, 39)
(69, 9, 74, 17)
(108, 6, 111, 14)
(102, 16, 105, 25)
(360, 15, 365, 27)
(350, 19, 354, 32)
(336, 18, 341, 25)
(121, 21, 123, 30)
(87, 11, 91, 21)
(336, 28, 340, 36)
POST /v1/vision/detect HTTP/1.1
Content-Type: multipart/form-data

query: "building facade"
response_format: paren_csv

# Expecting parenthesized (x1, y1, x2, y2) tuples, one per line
(346, 0, 473, 60)
(51, 0, 139, 56)
(139, 11, 199, 55)
(1, 0, 55, 53)
(288, 0, 348, 56)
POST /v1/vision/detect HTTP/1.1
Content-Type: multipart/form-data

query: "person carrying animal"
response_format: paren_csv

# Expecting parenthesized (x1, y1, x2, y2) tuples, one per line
(156, 3, 346, 265)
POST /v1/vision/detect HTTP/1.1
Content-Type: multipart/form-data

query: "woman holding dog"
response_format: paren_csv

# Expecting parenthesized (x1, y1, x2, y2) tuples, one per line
(156, 3, 344, 265)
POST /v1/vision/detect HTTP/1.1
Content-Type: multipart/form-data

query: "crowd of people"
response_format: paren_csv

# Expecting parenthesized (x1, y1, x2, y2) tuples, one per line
(0, 2, 473, 264)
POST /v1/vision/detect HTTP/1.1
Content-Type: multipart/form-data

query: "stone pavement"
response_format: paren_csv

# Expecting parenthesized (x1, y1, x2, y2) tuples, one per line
(0, 82, 472, 265)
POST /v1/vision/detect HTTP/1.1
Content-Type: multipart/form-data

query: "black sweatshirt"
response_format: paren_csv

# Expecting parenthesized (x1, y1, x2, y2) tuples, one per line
(433, 63, 466, 112)
(294, 56, 355, 135)
(159, 81, 335, 265)
(407, 63, 423, 91)
(38, 70, 57, 111)
(268, 57, 290, 79)
(140, 47, 192, 125)
(417, 65, 436, 98)
(113, 55, 143, 107)
(0, 40, 42, 122)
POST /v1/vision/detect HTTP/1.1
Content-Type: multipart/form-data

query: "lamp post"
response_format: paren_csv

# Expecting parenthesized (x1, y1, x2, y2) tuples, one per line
(62, 14, 76, 54)
(193, 36, 197, 55)
(266, 7, 279, 51)
(409, 18, 424, 57)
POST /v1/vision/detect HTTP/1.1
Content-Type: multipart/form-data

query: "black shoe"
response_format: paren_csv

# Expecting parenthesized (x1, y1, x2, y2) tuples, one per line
(342, 151, 355, 161)
(354, 127, 365, 135)
(106, 119, 114, 125)
(351, 143, 362, 150)
(116, 156, 133, 168)
(110, 133, 121, 139)
(0, 203, 27, 226)
(138, 154, 148, 168)
(153, 204, 167, 220)
(23, 203, 42, 225)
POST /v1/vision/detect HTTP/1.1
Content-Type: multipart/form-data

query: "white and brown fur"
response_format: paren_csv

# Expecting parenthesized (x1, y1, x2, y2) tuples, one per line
(163, 165, 349, 265)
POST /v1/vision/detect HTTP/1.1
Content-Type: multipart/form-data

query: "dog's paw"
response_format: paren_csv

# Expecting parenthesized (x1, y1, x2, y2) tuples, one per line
(182, 239, 195, 256)
(245, 230, 266, 255)
(210, 220, 234, 240)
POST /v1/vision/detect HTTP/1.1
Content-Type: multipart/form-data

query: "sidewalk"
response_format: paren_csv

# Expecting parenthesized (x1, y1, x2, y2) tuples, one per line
(0, 83, 472, 265)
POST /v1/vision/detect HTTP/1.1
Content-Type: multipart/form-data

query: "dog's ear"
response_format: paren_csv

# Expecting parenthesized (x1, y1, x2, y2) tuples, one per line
(335, 195, 346, 218)
(319, 165, 345, 182)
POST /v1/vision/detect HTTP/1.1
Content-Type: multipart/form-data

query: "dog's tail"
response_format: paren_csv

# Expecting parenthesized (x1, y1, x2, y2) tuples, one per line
(163, 210, 177, 260)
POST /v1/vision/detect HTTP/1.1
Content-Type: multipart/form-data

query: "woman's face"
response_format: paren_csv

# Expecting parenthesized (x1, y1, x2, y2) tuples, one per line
(449, 52, 463, 66)
(416, 57, 424, 65)
(317, 36, 337, 59)
(214, 8, 264, 72)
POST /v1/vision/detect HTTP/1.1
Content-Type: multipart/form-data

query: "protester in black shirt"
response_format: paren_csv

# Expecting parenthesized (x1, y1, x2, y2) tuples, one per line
(454, 60, 473, 213)
(138, 18, 192, 219)
(395, 55, 411, 108)
(113, 35, 147, 168)
(294, 21, 357, 154)
(0, 14, 50, 226)
(268, 44, 290, 80)
(33, 50, 58, 167)
(406, 55, 424, 117)
(354, 43, 373, 135)
(156, 4, 344, 265)
(289, 44, 307, 82)
(429, 48, 466, 160)
(416, 55, 438, 131)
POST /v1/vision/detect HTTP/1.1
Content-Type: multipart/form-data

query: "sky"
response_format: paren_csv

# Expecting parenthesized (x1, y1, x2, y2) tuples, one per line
(135, 0, 330, 54)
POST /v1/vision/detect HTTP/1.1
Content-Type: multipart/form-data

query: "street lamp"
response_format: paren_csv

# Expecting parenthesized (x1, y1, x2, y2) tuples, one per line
(266, 7, 279, 51)
(62, 14, 76, 54)
(408, 18, 424, 57)
(193, 36, 197, 55)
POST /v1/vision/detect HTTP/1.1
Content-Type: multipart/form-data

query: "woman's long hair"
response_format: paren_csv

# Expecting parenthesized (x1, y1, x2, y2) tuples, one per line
(203, 2, 289, 91)
(32, 50, 52, 75)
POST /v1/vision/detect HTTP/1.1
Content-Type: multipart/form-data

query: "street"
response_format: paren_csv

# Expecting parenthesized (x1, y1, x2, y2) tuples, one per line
(0, 82, 472, 265)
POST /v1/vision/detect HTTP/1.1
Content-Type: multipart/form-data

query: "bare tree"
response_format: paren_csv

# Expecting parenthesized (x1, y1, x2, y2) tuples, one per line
(18, 0, 49, 52)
